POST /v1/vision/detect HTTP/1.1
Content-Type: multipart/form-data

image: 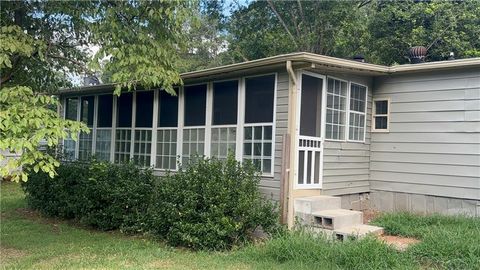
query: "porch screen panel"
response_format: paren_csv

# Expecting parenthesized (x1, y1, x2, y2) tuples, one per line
(243, 74, 275, 174)
(300, 75, 322, 137)
(95, 94, 113, 161)
(211, 80, 238, 160)
(348, 84, 367, 141)
(63, 97, 78, 160)
(115, 93, 133, 163)
(133, 91, 153, 167)
(326, 78, 347, 140)
(78, 96, 94, 160)
(156, 90, 179, 170)
(182, 85, 207, 165)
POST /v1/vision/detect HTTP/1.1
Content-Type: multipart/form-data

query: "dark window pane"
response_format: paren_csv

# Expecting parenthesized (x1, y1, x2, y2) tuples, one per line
(65, 98, 78, 120)
(375, 100, 388, 115)
(97, 94, 113, 128)
(135, 91, 154, 127)
(245, 75, 275, 123)
(213, 80, 238, 125)
(375, 116, 388, 129)
(184, 84, 207, 126)
(158, 90, 178, 127)
(300, 75, 323, 137)
(81, 96, 95, 127)
(117, 92, 133, 127)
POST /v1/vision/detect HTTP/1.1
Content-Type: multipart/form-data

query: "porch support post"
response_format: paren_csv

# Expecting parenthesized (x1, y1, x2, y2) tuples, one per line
(286, 60, 298, 228)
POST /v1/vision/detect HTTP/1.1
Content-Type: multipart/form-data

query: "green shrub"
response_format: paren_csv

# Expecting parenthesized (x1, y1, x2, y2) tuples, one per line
(147, 155, 279, 250)
(22, 161, 89, 219)
(22, 160, 155, 233)
(78, 161, 155, 232)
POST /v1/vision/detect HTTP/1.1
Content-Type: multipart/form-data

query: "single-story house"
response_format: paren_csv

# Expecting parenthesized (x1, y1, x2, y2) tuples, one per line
(58, 52, 480, 226)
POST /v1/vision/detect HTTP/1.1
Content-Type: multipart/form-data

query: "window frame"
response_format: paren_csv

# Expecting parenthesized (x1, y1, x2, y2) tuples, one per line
(242, 73, 277, 177)
(210, 78, 240, 160)
(346, 82, 368, 143)
(372, 98, 391, 133)
(324, 76, 349, 142)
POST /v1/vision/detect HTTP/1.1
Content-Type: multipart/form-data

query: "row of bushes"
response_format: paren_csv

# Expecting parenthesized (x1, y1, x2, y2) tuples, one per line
(22, 156, 279, 250)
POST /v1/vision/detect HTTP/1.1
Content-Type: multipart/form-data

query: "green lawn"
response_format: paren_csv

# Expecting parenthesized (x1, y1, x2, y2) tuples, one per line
(1, 182, 479, 269)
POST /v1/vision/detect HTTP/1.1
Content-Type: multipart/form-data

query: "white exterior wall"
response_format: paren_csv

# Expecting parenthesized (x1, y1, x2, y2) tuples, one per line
(370, 68, 480, 215)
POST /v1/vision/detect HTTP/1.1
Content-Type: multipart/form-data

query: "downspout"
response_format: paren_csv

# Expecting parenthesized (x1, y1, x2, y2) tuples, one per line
(286, 60, 298, 228)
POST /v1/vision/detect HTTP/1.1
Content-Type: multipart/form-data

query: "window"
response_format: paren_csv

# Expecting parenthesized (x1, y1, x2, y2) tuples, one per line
(65, 97, 78, 120)
(211, 80, 238, 160)
(325, 78, 347, 140)
(95, 95, 113, 161)
(158, 90, 178, 127)
(182, 128, 205, 165)
(348, 84, 367, 141)
(184, 84, 207, 126)
(213, 80, 238, 125)
(211, 127, 236, 160)
(182, 85, 207, 165)
(115, 93, 133, 163)
(245, 75, 275, 123)
(133, 91, 154, 167)
(64, 98, 78, 160)
(373, 99, 390, 131)
(243, 126, 273, 174)
(156, 90, 179, 170)
(78, 96, 94, 160)
(243, 75, 275, 174)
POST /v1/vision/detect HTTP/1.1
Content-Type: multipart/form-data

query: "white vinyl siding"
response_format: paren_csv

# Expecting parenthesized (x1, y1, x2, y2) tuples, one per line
(370, 68, 480, 201)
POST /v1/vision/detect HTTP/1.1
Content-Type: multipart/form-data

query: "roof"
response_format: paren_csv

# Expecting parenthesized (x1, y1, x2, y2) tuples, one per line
(59, 52, 480, 95)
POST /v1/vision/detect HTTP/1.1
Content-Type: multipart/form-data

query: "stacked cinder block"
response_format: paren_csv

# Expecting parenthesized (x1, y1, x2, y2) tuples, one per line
(295, 196, 383, 240)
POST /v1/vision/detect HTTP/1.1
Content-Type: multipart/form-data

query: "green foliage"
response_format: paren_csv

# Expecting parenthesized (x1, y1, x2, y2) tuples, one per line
(225, 0, 480, 65)
(373, 212, 480, 269)
(90, 0, 194, 94)
(22, 160, 155, 233)
(367, 0, 480, 65)
(147, 155, 279, 250)
(0, 87, 88, 181)
(1, 1, 194, 181)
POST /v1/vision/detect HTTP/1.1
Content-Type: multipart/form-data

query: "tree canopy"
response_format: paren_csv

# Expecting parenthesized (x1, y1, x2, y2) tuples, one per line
(0, 0, 194, 181)
(212, 0, 480, 66)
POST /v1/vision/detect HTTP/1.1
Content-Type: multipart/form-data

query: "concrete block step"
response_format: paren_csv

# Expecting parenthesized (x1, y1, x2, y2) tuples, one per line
(334, 224, 384, 241)
(294, 196, 342, 226)
(295, 196, 342, 213)
(311, 209, 363, 230)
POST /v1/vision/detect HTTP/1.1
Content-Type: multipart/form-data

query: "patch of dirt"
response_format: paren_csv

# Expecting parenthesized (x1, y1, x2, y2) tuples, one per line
(0, 246, 27, 261)
(363, 209, 381, 224)
(379, 235, 421, 251)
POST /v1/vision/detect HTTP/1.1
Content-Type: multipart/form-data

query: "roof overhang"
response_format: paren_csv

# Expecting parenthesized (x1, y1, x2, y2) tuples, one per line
(58, 52, 480, 95)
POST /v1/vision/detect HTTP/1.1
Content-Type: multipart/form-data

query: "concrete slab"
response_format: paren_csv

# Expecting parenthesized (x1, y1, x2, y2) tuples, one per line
(294, 196, 342, 214)
(312, 209, 363, 230)
(334, 224, 384, 241)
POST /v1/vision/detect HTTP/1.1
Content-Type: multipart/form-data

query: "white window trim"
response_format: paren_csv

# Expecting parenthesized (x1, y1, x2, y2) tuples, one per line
(347, 82, 368, 143)
(372, 97, 391, 133)
(180, 83, 208, 166)
(324, 76, 349, 142)
(210, 78, 241, 160)
(242, 73, 277, 177)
